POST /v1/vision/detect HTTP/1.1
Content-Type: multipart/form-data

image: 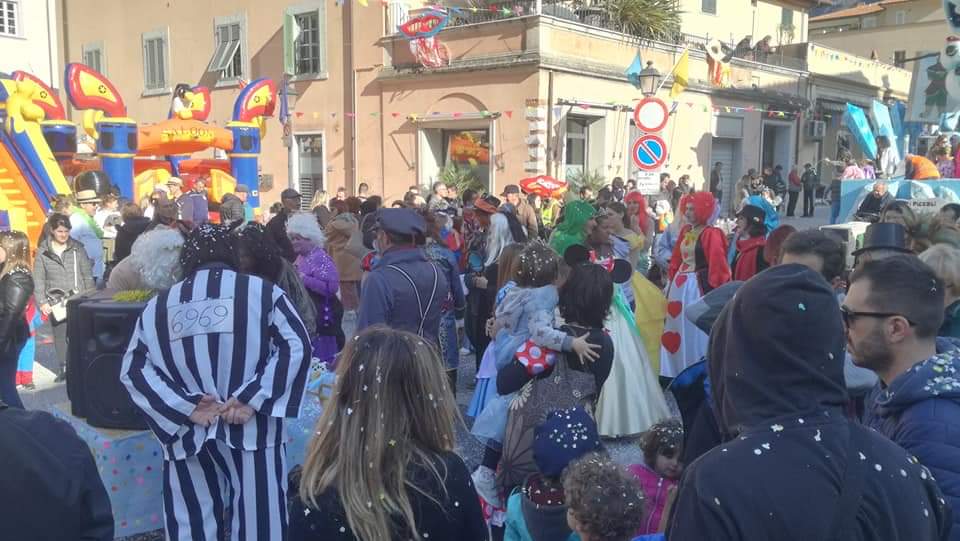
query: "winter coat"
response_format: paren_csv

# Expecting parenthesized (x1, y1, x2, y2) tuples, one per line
(112, 216, 150, 264)
(864, 349, 960, 540)
(504, 476, 576, 541)
(628, 463, 676, 535)
(940, 300, 960, 340)
(514, 199, 540, 239)
(0, 402, 114, 540)
(69, 211, 104, 280)
(667, 264, 952, 541)
(266, 209, 296, 262)
(325, 214, 363, 282)
(357, 246, 450, 345)
(219, 193, 245, 226)
(32, 237, 95, 306)
(179, 191, 209, 226)
(296, 247, 342, 338)
(0, 269, 34, 355)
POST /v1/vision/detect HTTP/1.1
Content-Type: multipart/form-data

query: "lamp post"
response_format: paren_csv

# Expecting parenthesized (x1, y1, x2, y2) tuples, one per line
(638, 61, 662, 97)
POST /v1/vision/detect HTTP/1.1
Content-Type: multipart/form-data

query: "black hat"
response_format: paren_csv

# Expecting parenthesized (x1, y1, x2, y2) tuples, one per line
(532, 407, 601, 478)
(852, 222, 912, 256)
(736, 204, 765, 226)
(376, 208, 426, 237)
(280, 188, 301, 200)
(501, 184, 521, 195)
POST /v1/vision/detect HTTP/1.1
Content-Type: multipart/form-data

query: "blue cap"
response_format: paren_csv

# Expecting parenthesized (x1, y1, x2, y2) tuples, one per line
(376, 208, 426, 236)
(533, 407, 601, 477)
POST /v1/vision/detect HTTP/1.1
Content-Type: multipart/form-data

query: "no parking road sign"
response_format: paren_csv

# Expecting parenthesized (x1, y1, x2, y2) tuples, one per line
(633, 97, 669, 133)
(632, 134, 667, 171)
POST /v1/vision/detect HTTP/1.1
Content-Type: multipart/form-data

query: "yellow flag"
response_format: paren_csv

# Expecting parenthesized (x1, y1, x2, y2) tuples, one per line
(670, 50, 689, 99)
(357, 0, 368, 6)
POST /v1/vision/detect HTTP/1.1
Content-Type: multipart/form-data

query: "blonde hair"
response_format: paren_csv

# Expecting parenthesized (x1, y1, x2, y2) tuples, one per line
(286, 212, 326, 247)
(919, 244, 960, 294)
(309, 189, 329, 210)
(298, 326, 460, 541)
(0, 230, 31, 278)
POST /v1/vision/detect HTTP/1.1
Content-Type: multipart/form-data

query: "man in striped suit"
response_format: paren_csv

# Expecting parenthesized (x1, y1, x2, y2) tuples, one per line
(121, 223, 311, 541)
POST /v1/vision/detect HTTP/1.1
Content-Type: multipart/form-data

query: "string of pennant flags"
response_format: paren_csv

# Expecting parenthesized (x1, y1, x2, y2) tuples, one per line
(341, 0, 531, 17)
(257, 101, 827, 123)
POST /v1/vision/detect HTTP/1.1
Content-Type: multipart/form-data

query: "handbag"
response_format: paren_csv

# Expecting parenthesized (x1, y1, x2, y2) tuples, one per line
(495, 345, 596, 493)
(50, 252, 79, 323)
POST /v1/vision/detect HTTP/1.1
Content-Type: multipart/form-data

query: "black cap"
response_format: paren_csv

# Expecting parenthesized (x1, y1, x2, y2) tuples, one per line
(281, 188, 301, 200)
(376, 208, 426, 236)
(736, 204, 765, 226)
(852, 222, 912, 256)
(501, 184, 521, 195)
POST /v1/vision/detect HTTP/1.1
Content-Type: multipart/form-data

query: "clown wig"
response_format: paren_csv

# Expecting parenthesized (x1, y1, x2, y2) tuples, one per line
(130, 229, 185, 290)
(286, 212, 327, 248)
(680, 192, 718, 226)
(624, 191, 651, 235)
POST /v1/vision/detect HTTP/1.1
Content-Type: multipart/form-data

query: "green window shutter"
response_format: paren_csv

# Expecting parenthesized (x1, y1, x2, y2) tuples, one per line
(283, 11, 297, 75)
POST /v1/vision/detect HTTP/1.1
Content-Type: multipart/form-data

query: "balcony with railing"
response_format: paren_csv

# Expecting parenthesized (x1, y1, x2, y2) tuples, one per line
(383, 1, 809, 74)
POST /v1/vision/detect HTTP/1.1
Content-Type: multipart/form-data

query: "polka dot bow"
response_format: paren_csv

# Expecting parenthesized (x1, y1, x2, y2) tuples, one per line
(516, 340, 558, 376)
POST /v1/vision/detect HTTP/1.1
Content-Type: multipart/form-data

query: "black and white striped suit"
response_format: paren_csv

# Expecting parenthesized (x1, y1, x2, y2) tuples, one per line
(121, 263, 311, 541)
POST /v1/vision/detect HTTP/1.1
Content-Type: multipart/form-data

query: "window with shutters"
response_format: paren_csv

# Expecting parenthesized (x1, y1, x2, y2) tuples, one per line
(209, 14, 247, 86)
(142, 29, 170, 95)
(781, 8, 794, 27)
(284, 2, 327, 80)
(701, 0, 716, 15)
(0, 0, 19, 37)
(893, 50, 906, 68)
(82, 42, 105, 75)
(894, 10, 907, 25)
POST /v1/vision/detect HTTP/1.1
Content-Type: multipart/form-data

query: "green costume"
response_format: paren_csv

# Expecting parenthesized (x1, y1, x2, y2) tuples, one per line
(548, 200, 596, 256)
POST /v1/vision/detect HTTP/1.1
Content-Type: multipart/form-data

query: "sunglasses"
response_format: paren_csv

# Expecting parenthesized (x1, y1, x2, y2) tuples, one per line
(840, 305, 915, 327)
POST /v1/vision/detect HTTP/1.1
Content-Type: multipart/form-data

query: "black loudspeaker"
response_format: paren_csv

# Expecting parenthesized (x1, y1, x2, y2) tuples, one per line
(67, 291, 149, 430)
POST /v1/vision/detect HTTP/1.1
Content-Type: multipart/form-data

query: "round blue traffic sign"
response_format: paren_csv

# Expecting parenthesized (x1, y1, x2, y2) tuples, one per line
(632, 134, 667, 171)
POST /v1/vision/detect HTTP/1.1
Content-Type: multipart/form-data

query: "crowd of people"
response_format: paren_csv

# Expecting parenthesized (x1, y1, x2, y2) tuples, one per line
(1, 165, 960, 541)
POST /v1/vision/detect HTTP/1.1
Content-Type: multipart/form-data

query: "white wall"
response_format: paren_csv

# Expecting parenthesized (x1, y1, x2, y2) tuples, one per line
(0, 0, 60, 88)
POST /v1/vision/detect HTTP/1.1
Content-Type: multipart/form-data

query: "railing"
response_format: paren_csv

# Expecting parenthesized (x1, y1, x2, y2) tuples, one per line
(384, 1, 809, 71)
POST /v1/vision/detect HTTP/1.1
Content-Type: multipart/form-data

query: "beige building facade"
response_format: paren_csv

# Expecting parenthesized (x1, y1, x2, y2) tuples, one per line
(810, 0, 948, 66)
(47, 0, 909, 212)
(0, 0, 60, 88)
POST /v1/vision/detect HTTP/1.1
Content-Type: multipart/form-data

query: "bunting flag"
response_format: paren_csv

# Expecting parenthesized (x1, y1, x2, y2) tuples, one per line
(626, 51, 644, 90)
(669, 50, 689, 99)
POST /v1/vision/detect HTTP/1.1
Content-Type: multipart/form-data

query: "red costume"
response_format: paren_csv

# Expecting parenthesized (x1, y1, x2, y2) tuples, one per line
(661, 192, 731, 378)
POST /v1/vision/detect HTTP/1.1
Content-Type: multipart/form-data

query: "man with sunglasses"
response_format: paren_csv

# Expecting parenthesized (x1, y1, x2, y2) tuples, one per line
(846, 255, 960, 540)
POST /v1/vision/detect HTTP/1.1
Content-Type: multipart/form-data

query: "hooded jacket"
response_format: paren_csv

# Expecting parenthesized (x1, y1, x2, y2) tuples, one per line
(668, 264, 952, 541)
(219, 192, 245, 225)
(504, 476, 576, 541)
(864, 347, 960, 540)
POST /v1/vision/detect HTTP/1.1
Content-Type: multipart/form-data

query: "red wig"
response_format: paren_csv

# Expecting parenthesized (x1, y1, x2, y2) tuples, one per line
(679, 191, 717, 225)
(624, 191, 650, 235)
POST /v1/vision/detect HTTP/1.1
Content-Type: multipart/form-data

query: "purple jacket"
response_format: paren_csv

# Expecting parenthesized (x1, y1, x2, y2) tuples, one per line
(296, 248, 339, 297)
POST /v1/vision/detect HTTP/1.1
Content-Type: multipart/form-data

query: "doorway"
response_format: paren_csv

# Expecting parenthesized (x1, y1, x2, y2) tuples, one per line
(761, 120, 794, 173)
(292, 132, 326, 210)
(710, 137, 742, 214)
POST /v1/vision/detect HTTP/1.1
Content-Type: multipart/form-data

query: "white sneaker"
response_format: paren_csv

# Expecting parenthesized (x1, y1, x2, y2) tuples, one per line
(471, 465, 501, 507)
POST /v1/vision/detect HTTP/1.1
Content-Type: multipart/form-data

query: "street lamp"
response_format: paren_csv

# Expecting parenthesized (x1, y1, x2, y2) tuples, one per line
(638, 61, 661, 97)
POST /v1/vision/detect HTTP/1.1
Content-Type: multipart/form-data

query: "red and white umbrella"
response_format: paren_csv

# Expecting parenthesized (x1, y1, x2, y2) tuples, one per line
(519, 175, 567, 199)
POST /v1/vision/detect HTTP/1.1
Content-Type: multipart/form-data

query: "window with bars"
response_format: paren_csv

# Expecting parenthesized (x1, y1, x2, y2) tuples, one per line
(208, 22, 243, 80)
(83, 43, 104, 74)
(295, 11, 321, 75)
(0, 0, 19, 36)
(142, 31, 168, 92)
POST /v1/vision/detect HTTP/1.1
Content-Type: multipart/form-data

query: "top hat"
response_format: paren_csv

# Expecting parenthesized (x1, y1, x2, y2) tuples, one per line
(852, 222, 912, 256)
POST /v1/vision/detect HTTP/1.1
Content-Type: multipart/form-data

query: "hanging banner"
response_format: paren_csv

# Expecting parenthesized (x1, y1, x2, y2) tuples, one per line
(871, 100, 900, 164)
(843, 104, 878, 160)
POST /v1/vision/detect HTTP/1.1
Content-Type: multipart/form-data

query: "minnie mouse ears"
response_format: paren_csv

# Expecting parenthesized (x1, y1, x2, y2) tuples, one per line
(563, 244, 633, 284)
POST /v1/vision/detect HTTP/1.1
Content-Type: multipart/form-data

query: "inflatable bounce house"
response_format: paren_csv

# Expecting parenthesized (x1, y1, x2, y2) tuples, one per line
(0, 64, 276, 242)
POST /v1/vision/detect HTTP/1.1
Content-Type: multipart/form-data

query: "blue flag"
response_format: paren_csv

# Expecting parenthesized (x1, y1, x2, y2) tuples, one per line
(844, 104, 878, 160)
(626, 52, 644, 89)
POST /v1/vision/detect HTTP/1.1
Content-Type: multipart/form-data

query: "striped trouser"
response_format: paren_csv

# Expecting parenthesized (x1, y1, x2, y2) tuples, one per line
(162, 440, 288, 541)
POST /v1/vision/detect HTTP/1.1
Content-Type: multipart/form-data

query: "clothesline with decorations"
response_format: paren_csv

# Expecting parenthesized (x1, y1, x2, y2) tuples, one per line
(258, 101, 825, 123)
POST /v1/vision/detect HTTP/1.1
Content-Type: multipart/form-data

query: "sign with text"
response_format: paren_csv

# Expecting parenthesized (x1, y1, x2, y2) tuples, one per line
(633, 170, 662, 194)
